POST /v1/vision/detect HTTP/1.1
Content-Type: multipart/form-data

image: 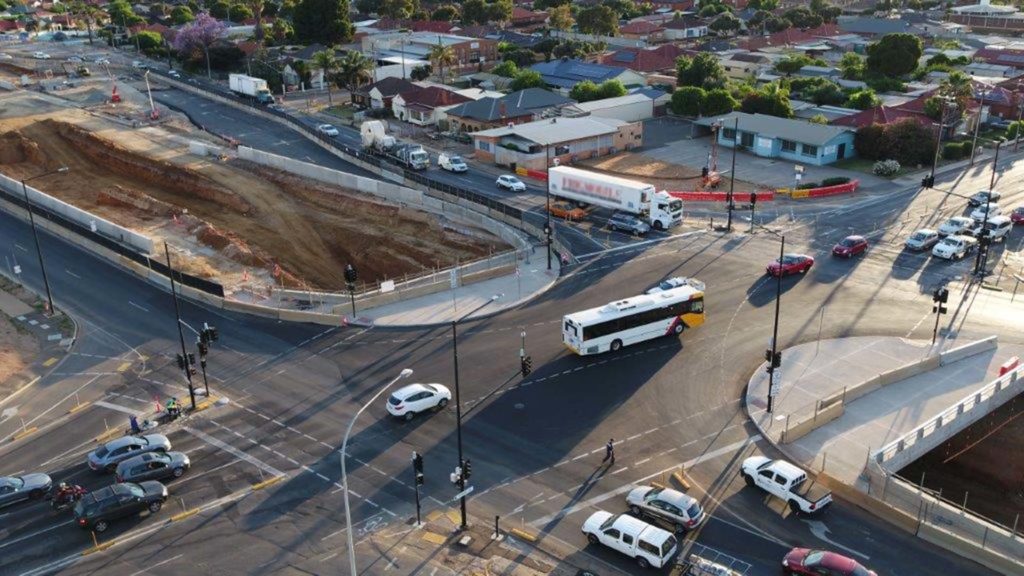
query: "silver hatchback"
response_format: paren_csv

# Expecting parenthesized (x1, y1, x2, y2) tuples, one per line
(626, 485, 705, 533)
(88, 434, 172, 472)
(115, 451, 191, 483)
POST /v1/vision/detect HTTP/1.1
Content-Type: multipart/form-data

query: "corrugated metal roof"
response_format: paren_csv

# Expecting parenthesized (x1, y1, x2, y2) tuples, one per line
(696, 112, 853, 146)
(473, 116, 627, 145)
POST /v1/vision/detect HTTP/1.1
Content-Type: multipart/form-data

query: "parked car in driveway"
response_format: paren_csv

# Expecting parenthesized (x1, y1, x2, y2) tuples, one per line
(905, 229, 939, 251)
(0, 473, 52, 509)
(970, 202, 1002, 222)
(937, 216, 974, 237)
(932, 235, 977, 260)
(88, 434, 172, 472)
(316, 124, 339, 137)
(73, 481, 168, 533)
(607, 211, 650, 236)
(626, 485, 705, 533)
(766, 254, 814, 277)
(968, 189, 1001, 207)
(115, 452, 190, 483)
(831, 235, 868, 258)
(386, 383, 451, 420)
(496, 174, 526, 192)
(782, 548, 877, 576)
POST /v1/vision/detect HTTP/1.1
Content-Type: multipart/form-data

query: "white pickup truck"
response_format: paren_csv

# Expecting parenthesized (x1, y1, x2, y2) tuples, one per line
(741, 457, 832, 515)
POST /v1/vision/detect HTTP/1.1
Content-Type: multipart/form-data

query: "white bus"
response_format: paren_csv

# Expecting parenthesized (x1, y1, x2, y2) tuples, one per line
(562, 282, 706, 356)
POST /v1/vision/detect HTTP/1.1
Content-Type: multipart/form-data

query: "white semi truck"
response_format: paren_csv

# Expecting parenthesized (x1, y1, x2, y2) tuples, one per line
(228, 74, 274, 104)
(360, 120, 429, 170)
(547, 166, 682, 230)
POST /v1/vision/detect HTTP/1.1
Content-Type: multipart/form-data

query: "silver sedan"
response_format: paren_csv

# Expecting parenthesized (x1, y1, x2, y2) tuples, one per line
(0, 473, 53, 508)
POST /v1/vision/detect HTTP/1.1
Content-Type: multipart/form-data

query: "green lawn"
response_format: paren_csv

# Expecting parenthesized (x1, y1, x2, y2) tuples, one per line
(324, 105, 356, 124)
(833, 157, 904, 179)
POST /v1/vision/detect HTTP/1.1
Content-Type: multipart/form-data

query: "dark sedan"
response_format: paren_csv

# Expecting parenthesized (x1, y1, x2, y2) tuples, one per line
(832, 235, 868, 258)
(115, 451, 190, 484)
(782, 548, 876, 576)
(0, 473, 52, 509)
(766, 254, 814, 277)
(74, 481, 168, 533)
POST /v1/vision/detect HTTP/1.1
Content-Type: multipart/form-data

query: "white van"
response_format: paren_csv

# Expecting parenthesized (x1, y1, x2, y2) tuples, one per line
(582, 510, 678, 568)
(438, 152, 467, 173)
(972, 215, 1013, 243)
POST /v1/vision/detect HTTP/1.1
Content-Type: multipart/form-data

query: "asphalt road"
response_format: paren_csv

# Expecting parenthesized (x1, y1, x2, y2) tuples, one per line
(2, 54, 1023, 575)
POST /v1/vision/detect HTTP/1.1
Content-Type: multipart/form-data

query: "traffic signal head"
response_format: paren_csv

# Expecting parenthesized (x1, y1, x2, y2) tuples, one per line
(771, 351, 782, 368)
(344, 264, 358, 284)
(463, 459, 472, 480)
(207, 326, 219, 342)
(521, 355, 532, 377)
(198, 341, 209, 356)
(176, 353, 186, 370)
(187, 353, 195, 365)
(750, 192, 757, 206)
(413, 452, 423, 474)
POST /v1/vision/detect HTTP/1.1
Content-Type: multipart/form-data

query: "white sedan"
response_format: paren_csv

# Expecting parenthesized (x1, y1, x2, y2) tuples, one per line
(904, 228, 939, 251)
(970, 203, 1002, 222)
(316, 124, 340, 137)
(386, 383, 451, 420)
(496, 174, 526, 192)
(33, 51, 51, 60)
(937, 216, 974, 237)
(646, 277, 705, 295)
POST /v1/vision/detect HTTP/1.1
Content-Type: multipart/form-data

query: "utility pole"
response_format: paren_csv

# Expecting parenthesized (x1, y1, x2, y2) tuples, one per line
(726, 117, 738, 232)
(1015, 83, 1024, 153)
(20, 167, 68, 316)
(344, 264, 357, 319)
(451, 318, 468, 530)
(766, 235, 784, 414)
(970, 89, 988, 166)
(165, 242, 197, 410)
(989, 138, 1002, 190)
(925, 97, 951, 188)
(545, 146, 552, 270)
(412, 451, 424, 526)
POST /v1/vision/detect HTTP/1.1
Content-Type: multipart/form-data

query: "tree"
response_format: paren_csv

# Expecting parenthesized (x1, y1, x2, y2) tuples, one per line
(293, 0, 353, 46)
(337, 50, 373, 102)
(839, 52, 864, 80)
(709, 13, 741, 36)
(748, 0, 778, 10)
(810, 0, 841, 23)
(249, 47, 283, 93)
(208, 43, 246, 69)
(429, 42, 457, 82)
(246, 0, 265, 43)
(881, 118, 935, 166)
(312, 49, 338, 105)
(866, 33, 922, 78)
(938, 70, 973, 119)
(488, 0, 514, 24)
(549, 4, 574, 32)
(209, 0, 230, 19)
(171, 5, 195, 24)
(461, 0, 488, 24)
(926, 53, 952, 67)
(671, 86, 706, 116)
(68, 0, 103, 45)
(748, 10, 770, 32)
(807, 82, 845, 106)
(704, 88, 738, 116)
(354, 0, 375, 13)
(137, 30, 164, 55)
(571, 80, 600, 102)
(534, 0, 571, 8)
(107, 0, 144, 26)
(172, 13, 226, 77)
(270, 18, 294, 42)
(783, 7, 822, 29)
(597, 79, 626, 99)
(492, 59, 518, 77)
(809, 113, 829, 124)
(577, 5, 618, 36)
(764, 16, 791, 33)
(380, 0, 416, 19)
(845, 89, 879, 110)
(775, 55, 812, 75)
(410, 64, 431, 81)
(510, 69, 544, 90)
(854, 124, 886, 160)
(431, 4, 460, 21)
(602, 0, 652, 19)
(231, 4, 254, 20)
(741, 83, 792, 118)
(676, 53, 726, 90)
(503, 49, 535, 67)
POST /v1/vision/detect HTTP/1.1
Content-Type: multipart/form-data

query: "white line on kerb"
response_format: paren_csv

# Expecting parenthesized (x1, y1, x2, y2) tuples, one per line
(128, 300, 149, 312)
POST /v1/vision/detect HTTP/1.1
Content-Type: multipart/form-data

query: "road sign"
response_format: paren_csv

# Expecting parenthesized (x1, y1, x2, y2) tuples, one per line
(453, 485, 474, 500)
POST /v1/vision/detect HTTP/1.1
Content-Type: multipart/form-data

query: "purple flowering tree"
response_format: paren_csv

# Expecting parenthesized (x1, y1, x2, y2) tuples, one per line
(172, 12, 226, 78)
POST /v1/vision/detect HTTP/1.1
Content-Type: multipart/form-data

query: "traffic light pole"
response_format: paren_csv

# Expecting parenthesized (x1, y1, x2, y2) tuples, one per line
(164, 242, 196, 410)
(412, 452, 422, 527)
(726, 117, 738, 232)
(932, 301, 942, 345)
(767, 235, 784, 414)
(198, 349, 210, 397)
(749, 193, 756, 234)
(451, 319, 468, 530)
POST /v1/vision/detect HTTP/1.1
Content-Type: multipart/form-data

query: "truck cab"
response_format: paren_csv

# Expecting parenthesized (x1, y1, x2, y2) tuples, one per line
(741, 457, 832, 515)
(650, 191, 683, 231)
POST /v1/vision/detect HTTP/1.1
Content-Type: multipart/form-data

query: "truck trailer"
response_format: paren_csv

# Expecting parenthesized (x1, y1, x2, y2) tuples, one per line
(547, 166, 682, 230)
(229, 74, 274, 104)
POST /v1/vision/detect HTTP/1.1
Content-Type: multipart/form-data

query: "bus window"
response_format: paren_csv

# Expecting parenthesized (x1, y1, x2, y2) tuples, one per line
(565, 321, 578, 336)
(690, 298, 704, 313)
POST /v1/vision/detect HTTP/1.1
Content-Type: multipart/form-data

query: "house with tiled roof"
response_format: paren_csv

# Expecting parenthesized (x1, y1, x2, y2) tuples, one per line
(510, 7, 547, 30)
(832, 91, 951, 133)
(599, 44, 685, 73)
(973, 47, 1024, 69)
(739, 23, 839, 51)
(661, 15, 708, 40)
(392, 85, 472, 126)
(352, 76, 420, 110)
(373, 19, 458, 34)
(530, 58, 646, 95)
(619, 20, 665, 42)
(444, 98, 536, 132)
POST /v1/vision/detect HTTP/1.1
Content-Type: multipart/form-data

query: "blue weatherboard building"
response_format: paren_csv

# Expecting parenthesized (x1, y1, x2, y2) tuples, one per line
(696, 112, 856, 166)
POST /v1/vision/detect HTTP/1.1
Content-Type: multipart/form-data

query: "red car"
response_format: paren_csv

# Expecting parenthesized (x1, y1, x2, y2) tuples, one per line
(1011, 206, 1024, 225)
(782, 548, 877, 576)
(767, 254, 814, 277)
(832, 235, 868, 258)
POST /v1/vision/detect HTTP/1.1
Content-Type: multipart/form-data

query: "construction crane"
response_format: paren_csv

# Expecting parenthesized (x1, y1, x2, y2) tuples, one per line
(702, 122, 722, 189)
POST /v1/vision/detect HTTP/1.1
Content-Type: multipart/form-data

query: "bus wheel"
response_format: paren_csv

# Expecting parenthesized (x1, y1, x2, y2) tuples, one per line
(673, 323, 684, 335)
(610, 339, 623, 352)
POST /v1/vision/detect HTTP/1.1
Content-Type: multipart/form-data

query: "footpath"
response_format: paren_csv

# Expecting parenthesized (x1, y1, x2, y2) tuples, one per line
(745, 335, 1024, 573)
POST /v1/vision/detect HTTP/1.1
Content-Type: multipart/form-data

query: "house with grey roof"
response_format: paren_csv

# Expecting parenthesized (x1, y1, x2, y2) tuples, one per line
(471, 116, 643, 171)
(444, 88, 573, 132)
(696, 112, 855, 166)
(529, 58, 646, 96)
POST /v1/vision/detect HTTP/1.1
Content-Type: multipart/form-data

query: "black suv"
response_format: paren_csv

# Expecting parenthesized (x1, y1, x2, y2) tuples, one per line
(73, 481, 168, 533)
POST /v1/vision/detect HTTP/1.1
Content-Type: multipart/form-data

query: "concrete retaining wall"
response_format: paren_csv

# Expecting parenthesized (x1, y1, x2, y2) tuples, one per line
(781, 401, 843, 444)
(918, 518, 1021, 574)
(940, 335, 998, 366)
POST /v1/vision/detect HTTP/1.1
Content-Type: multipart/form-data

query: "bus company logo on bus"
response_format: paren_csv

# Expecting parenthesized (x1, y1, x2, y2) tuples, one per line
(562, 177, 621, 202)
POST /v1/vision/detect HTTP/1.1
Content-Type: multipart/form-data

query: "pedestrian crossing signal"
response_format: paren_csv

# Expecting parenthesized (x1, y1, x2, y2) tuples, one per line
(521, 356, 532, 377)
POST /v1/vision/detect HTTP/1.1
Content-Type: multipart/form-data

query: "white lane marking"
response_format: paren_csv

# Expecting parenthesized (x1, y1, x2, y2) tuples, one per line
(94, 400, 141, 416)
(65, 269, 80, 279)
(127, 553, 183, 576)
(13, 375, 100, 433)
(634, 457, 651, 466)
(0, 520, 73, 551)
(532, 436, 761, 526)
(185, 427, 283, 476)
(128, 301, 149, 313)
(14, 243, 26, 252)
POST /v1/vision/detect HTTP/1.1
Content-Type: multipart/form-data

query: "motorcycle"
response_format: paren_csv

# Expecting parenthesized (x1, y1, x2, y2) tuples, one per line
(50, 485, 88, 511)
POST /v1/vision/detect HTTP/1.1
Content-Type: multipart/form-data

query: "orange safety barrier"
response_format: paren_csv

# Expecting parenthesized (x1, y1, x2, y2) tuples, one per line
(667, 190, 775, 202)
(515, 167, 549, 182)
(790, 180, 860, 199)
(999, 356, 1020, 376)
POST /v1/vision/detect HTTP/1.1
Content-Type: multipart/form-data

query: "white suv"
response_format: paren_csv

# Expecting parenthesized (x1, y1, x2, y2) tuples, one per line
(970, 203, 1002, 222)
(626, 485, 705, 533)
(385, 383, 451, 420)
(496, 174, 526, 192)
(937, 216, 974, 237)
(932, 235, 977, 260)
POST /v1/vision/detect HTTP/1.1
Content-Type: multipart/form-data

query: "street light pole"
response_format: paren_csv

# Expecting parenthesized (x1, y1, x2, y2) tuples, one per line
(20, 166, 68, 315)
(341, 368, 413, 576)
(1015, 82, 1024, 153)
(726, 117, 738, 232)
(970, 89, 988, 166)
(165, 242, 197, 410)
(928, 98, 950, 187)
(451, 295, 500, 530)
(546, 145, 552, 271)
(767, 234, 784, 414)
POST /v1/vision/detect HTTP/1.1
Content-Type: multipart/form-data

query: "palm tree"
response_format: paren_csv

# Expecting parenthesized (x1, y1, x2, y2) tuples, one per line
(247, 0, 265, 44)
(939, 70, 974, 120)
(311, 48, 339, 106)
(337, 51, 373, 104)
(428, 42, 456, 83)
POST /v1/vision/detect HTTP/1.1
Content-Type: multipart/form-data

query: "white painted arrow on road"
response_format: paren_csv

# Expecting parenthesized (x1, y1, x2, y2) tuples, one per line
(802, 519, 871, 560)
(1, 407, 17, 423)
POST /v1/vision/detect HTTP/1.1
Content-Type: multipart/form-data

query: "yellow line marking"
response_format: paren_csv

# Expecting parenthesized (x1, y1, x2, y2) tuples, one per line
(12, 426, 38, 440)
(68, 402, 91, 414)
(425, 510, 443, 522)
(251, 475, 285, 491)
(421, 531, 447, 545)
(445, 509, 461, 524)
(116, 362, 131, 373)
(81, 541, 115, 556)
(510, 527, 537, 542)
(42, 357, 58, 367)
(171, 509, 200, 522)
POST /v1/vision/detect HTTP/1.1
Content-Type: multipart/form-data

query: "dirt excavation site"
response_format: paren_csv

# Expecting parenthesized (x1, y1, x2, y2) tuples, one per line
(0, 100, 507, 293)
